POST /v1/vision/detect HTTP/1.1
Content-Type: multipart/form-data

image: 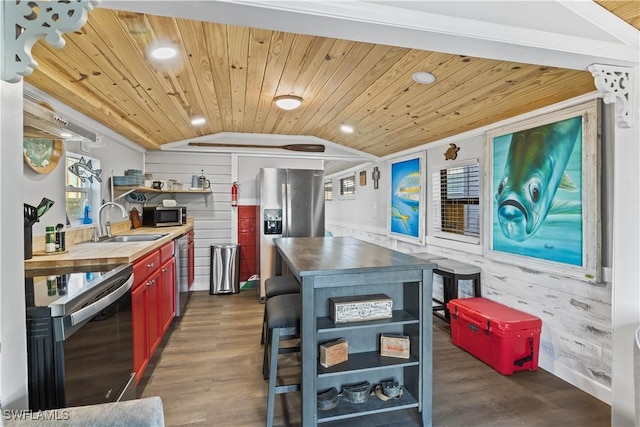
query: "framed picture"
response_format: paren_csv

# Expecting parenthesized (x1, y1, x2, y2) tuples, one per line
(388, 152, 426, 245)
(23, 138, 64, 174)
(359, 170, 367, 186)
(485, 100, 600, 282)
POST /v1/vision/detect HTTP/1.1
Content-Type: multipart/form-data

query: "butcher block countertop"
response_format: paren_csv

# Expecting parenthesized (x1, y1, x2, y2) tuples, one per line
(24, 222, 193, 271)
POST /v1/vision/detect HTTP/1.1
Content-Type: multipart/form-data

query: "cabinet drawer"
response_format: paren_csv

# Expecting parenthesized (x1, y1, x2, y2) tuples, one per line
(159, 241, 175, 264)
(133, 250, 160, 289)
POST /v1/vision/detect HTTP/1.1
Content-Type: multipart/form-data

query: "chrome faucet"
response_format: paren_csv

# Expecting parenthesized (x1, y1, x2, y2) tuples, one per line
(97, 202, 128, 238)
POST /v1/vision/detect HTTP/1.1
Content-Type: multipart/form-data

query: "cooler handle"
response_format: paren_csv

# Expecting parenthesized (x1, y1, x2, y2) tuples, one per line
(514, 337, 534, 367)
(485, 320, 490, 335)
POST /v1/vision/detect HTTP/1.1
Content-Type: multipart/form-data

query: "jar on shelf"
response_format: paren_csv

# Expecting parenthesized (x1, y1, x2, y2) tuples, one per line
(45, 226, 56, 253)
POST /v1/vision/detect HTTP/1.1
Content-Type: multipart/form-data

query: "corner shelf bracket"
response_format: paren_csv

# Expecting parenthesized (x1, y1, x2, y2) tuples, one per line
(2, 0, 98, 83)
(589, 64, 635, 128)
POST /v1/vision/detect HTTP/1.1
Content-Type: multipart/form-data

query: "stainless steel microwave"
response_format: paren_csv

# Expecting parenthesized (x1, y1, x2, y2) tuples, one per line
(142, 206, 187, 227)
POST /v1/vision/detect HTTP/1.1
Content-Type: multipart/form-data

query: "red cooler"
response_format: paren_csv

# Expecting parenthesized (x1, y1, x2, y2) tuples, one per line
(447, 297, 542, 375)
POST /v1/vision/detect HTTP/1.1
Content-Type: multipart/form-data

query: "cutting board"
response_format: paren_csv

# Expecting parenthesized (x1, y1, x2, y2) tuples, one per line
(130, 207, 142, 229)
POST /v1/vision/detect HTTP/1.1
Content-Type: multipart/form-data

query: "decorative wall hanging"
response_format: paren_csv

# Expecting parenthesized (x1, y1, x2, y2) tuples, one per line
(68, 156, 102, 183)
(444, 143, 459, 160)
(3, 1, 98, 83)
(23, 138, 64, 174)
(359, 170, 367, 186)
(485, 100, 600, 282)
(387, 153, 426, 245)
(372, 167, 380, 189)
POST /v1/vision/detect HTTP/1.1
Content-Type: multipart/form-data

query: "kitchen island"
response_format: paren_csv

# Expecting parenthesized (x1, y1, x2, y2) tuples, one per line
(274, 236, 435, 426)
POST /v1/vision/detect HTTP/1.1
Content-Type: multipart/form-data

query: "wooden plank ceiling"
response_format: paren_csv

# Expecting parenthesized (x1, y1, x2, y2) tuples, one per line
(25, 5, 635, 158)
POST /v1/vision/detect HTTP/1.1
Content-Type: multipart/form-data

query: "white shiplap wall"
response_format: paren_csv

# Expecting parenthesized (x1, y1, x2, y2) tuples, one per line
(145, 152, 232, 291)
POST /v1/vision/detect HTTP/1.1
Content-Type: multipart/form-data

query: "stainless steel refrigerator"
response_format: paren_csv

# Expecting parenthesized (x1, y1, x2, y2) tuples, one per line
(257, 168, 325, 300)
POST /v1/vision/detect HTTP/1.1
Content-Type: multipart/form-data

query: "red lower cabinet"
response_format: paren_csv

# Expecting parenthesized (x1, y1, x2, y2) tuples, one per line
(132, 283, 148, 385)
(159, 257, 176, 335)
(132, 241, 176, 384)
(187, 232, 194, 288)
(147, 269, 162, 357)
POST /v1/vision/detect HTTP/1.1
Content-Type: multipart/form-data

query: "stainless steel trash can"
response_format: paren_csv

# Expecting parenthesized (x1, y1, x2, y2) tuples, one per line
(210, 244, 240, 294)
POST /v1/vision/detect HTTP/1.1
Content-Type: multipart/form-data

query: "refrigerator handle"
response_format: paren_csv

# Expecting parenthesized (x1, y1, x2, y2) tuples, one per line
(283, 183, 292, 237)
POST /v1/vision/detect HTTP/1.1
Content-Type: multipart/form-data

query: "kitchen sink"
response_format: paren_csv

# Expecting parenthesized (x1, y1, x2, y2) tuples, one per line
(97, 233, 168, 243)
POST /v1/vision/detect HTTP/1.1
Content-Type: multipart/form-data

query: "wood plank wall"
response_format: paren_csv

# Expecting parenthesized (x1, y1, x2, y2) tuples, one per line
(145, 152, 232, 291)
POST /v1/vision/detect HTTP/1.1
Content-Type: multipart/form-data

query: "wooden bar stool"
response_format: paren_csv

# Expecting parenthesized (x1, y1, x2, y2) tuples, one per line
(263, 293, 301, 427)
(261, 275, 300, 345)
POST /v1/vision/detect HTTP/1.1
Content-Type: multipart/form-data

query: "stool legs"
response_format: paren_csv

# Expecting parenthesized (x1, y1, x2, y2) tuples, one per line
(265, 326, 300, 427)
(265, 327, 280, 427)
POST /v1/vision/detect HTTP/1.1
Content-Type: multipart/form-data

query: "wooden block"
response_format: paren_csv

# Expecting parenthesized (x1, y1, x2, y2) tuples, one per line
(329, 294, 392, 324)
(320, 339, 348, 368)
(380, 334, 410, 359)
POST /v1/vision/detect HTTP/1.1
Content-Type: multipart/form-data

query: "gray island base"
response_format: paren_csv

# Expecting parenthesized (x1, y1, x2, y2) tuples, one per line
(274, 236, 435, 426)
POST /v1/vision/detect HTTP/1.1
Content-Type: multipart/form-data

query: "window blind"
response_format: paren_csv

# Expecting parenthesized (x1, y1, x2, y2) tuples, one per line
(432, 162, 480, 239)
(339, 174, 356, 197)
(324, 179, 333, 201)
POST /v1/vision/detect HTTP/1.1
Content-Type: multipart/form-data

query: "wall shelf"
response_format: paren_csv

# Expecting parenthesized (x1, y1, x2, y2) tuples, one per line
(113, 186, 212, 206)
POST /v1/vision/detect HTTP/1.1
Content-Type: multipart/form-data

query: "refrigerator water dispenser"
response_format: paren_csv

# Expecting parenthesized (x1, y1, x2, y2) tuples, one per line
(263, 209, 282, 235)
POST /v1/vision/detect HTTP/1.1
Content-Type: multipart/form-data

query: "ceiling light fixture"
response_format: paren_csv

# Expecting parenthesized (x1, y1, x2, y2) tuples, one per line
(274, 95, 303, 110)
(148, 40, 179, 61)
(412, 71, 436, 84)
(190, 116, 206, 126)
(340, 124, 354, 134)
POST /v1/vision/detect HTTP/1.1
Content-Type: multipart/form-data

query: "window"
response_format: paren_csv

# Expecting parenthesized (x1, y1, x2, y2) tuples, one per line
(324, 179, 333, 201)
(432, 160, 480, 242)
(339, 174, 356, 199)
(65, 152, 100, 226)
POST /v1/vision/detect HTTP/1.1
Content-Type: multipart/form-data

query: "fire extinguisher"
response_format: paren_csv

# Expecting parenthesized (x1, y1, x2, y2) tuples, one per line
(231, 182, 239, 207)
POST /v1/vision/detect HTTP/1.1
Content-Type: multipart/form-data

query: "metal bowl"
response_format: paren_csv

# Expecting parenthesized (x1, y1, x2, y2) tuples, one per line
(342, 382, 371, 404)
(317, 387, 339, 411)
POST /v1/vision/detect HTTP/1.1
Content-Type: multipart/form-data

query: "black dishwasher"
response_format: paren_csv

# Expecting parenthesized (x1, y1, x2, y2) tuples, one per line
(25, 263, 135, 410)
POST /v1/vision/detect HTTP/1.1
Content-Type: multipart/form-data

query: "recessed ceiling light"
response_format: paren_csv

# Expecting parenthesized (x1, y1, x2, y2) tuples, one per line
(340, 124, 354, 134)
(190, 116, 206, 126)
(148, 40, 179, 61)
(60, 132, 72, 138)
(412, 71, 436, 84)
(274, 96, 303, 110)
(151, 46, 177, 60)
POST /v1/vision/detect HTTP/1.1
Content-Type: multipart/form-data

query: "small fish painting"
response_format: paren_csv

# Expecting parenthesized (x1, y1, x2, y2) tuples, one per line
(492, 115, 583, 266)
(68, 157, 102, 183)
(390, 156, 422, 239)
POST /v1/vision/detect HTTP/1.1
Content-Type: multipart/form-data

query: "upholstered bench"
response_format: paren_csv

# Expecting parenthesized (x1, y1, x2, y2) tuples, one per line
(4, 396, 164, 427)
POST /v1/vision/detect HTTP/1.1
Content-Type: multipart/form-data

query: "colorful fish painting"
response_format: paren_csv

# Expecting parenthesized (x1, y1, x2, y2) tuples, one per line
(390, 156, 422, 239)
(494, 116, 581, 242)
(68, 157, 102, 183)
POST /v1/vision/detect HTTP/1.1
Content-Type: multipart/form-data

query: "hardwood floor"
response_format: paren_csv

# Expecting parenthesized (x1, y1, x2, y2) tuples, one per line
(139, 290, 610, 426)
